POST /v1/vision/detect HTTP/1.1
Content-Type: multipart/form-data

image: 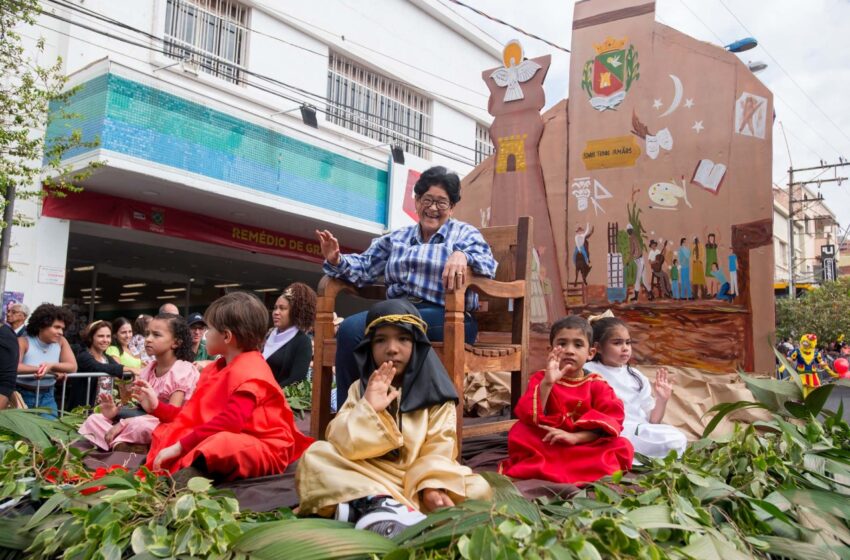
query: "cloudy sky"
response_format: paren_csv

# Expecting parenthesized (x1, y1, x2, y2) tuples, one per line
(447, 0, 850, 232)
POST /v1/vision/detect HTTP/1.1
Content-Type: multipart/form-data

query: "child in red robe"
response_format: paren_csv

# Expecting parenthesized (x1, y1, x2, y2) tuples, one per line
(500, 315, 633, 484)
(134, 292, 313, 481)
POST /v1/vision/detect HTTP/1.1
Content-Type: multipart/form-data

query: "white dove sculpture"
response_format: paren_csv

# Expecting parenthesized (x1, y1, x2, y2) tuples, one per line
(489, 40, 542, 102)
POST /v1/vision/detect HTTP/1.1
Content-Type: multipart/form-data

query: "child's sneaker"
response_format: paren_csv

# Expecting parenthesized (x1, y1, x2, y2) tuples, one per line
(354, 496, 426, 538)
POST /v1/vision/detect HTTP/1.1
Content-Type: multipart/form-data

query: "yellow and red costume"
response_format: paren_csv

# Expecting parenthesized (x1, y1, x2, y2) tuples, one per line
(786, 334, 836, 395)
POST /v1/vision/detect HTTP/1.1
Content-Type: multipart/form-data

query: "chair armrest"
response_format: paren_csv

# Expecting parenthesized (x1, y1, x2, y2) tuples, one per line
(444, 267, 526, 312)
(317, 276, 387, 302)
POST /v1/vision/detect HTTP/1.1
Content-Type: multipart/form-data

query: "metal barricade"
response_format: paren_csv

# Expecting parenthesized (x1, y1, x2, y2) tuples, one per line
(16, 372, 113, 417)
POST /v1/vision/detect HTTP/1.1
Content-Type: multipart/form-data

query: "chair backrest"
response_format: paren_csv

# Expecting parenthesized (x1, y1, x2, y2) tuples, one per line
(471, 217, 532, 344)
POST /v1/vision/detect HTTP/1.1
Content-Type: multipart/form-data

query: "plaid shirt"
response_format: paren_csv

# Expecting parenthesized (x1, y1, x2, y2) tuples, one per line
(324, 219, 497, 310)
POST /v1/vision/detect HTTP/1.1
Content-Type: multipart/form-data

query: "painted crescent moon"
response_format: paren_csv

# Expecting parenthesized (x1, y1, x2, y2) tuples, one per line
(659, 74, 683, 117)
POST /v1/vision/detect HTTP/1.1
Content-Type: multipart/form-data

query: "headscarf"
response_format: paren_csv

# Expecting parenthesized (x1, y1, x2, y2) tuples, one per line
(353, 299, 458, 413)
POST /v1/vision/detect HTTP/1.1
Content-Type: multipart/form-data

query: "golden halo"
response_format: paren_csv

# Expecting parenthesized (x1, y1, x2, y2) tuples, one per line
(502, 40, 523, 68)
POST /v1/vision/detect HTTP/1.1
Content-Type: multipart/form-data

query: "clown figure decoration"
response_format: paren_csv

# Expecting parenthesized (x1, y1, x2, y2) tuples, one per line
(784, 334, 837, 395)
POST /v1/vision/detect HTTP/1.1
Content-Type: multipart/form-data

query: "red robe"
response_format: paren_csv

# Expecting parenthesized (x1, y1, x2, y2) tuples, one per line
(146, 351, 313, 480)
(500, 370, 633, 484)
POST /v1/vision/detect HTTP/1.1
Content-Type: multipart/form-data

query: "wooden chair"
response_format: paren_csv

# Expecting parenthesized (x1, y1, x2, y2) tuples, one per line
(310, 216, 532, 448)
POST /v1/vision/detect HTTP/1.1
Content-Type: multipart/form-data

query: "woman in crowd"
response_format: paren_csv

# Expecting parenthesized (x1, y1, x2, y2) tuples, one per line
(106, 317, 144, 371)
(67, 320, 133, 410)
(262, 283, 316, 388)
(316, 166, 497, 406)
(16, 304, 77, 416)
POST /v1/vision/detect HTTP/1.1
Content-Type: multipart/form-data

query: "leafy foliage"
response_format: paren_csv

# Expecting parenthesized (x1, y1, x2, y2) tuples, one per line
(284, 376, 312, 413)
(1, 365, 849, 559)
(1, 0, 104, 206)
(775, 276, 850, 343)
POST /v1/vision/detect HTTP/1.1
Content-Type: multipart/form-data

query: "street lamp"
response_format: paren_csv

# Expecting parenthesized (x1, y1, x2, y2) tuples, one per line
(747, 61, 768, 73)
(725, 37, 758, 52)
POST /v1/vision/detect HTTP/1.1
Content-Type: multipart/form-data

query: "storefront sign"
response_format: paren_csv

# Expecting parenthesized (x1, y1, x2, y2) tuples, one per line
(821, 244, 837, 282)
(42, 190, 337, 265)
(581, 135, 642, 170)
(38, 266, 66, 285)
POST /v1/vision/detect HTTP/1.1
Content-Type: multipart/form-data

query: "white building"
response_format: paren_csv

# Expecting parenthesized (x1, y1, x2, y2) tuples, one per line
(772, 184, 839, 295)
(9, 0, 501, 317)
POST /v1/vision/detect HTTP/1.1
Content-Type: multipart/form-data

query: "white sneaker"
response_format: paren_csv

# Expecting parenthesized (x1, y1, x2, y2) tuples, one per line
(354, 496, 427, 538)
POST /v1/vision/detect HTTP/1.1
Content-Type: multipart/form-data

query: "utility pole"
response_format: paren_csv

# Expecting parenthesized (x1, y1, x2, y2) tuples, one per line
(786, 159, 848, 299)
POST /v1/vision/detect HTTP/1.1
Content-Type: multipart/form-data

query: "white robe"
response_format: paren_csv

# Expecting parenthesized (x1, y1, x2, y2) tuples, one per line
(583, 362, 687, 460)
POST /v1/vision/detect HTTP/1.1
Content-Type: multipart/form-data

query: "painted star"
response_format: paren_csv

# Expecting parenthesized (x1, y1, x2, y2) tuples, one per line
(692, 120, 704, 133)
(684, 98, 694, 108)
(653, 98, 663, 110)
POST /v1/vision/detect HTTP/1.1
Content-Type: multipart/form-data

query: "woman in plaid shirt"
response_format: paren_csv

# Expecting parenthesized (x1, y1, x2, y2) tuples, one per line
(317, 166, 498, 408)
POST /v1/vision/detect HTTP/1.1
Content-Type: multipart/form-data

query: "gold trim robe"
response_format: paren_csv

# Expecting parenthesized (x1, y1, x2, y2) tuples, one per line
(296, 384, 491, 514)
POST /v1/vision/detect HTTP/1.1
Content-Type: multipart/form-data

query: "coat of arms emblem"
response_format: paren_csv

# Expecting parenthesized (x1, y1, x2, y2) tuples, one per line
(581, 37, 640, 111)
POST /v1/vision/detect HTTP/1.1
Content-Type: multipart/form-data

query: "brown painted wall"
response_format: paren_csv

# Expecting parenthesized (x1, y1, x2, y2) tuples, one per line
(459, 0, 775, 373)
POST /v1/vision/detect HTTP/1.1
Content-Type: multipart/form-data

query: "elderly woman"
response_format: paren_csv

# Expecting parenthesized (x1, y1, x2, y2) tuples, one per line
(16, 304, 78, 416)
(262, 282, 316, 388)
(316, 165, 497, 407)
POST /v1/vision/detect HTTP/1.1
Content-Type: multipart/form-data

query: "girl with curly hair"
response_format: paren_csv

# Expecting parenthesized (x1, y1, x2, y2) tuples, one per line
(262, 283, 317, 388)
(79, 314, 198, 451)
(16, 304, 77, 416)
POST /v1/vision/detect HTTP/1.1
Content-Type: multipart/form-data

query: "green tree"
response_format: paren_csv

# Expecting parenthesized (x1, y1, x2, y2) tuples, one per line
(0, 0, 101, 292)
(775, 276, 850, 343)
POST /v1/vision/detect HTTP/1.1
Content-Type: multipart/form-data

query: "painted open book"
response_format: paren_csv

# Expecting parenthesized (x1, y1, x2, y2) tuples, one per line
(691, 159, 727, 193)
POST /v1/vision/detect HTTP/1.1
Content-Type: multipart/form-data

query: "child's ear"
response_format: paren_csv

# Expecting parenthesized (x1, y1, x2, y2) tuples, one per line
(587, 345, 597, 361)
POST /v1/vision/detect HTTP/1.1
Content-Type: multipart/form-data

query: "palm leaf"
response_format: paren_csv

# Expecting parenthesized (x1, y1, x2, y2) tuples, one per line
(702, 401, 770, 438)
(231, 524, 395, 559)
(0, 409, 78, 448)
(759, 535, 838, 560)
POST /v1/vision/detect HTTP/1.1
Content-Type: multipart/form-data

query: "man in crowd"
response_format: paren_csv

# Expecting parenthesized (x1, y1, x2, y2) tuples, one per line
(188, 312, 214, 369)
(6, 303, 29, 337)
(159, 303, 180, 315)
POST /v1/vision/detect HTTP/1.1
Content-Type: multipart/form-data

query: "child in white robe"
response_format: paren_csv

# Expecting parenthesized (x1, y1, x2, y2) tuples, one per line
(584, 316, 687, 460)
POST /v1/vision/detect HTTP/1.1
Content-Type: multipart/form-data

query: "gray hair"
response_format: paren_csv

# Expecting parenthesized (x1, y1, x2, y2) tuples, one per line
(9, 303, 29, 316)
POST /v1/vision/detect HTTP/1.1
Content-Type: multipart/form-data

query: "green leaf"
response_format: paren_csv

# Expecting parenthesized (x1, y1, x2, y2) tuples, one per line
(680, 534, 752, 560)
(781, 488, 850, 521)
(804, 383, 834, 416)
(233, 526, 396, 559)
(759, 535, 838, 560)
(187, 477, 213, 493)
(702, 401, 771, 438)
(25, 490, 69, 530)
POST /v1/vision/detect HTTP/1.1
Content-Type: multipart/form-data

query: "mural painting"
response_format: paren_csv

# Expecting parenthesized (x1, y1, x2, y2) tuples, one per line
(459, 0, 774, 373)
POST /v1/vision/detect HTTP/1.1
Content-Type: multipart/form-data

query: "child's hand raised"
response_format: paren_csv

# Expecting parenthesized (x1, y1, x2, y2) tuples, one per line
(131, 379, 159, 413)
(653, 367, 673, 402)
(363, 361, 399, 413)
(544, 346, 572, 385)
(99, 393, 120, 420)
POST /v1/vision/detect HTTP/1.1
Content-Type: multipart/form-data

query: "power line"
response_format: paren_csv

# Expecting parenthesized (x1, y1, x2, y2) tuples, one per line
(35, 2, 482, 164)
(45, 0, 490, 111)
(673, 0, 845, 158)
(445, 0, 570, 54)
(30, 16, 477, 168)
(676, 0, 727, 45)
(434, 0, 504, 46)
(718, 0, 850, 149)
(45, 0, 487, 152)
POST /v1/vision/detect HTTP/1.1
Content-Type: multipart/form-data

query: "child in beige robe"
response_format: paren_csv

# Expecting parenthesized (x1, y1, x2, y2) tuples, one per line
(296, 299, 490, 536)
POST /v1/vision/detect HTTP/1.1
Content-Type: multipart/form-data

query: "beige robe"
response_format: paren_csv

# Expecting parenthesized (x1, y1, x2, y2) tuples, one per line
(296, 384, 491, 514)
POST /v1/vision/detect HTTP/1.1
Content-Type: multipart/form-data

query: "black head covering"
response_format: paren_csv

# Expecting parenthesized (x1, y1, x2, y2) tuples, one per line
(354, 299, 458, 413)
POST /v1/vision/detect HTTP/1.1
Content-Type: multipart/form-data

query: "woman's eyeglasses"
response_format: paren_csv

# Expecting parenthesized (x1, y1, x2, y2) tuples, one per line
(418, 197, 451, 210)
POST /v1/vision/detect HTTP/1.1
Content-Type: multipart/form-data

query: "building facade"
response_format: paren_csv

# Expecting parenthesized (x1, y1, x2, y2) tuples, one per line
(772, 185, 840, 295)
(11, 0, 499, 316)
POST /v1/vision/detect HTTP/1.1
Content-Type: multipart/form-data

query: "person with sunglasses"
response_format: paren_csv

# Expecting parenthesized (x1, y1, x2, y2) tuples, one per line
(317, 165, 497, 408)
